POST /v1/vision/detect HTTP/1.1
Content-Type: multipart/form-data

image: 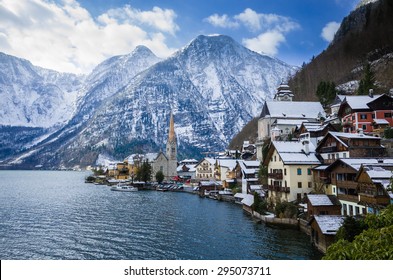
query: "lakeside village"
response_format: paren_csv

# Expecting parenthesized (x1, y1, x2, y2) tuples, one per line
(86, 83, 393, 256)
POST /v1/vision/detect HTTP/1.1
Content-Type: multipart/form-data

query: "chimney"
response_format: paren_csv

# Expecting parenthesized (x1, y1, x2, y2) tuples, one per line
(303, 140, 310, 155)
(369, 89, 374, 98)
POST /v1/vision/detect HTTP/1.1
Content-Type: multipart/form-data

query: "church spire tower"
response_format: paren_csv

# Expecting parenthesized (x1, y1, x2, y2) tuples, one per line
(166, 111, 177, 161)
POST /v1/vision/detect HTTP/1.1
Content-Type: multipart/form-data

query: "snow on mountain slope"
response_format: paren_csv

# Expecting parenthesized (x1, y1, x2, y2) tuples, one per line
(69, 35, 296, 162)
(0, 52, 84, 128)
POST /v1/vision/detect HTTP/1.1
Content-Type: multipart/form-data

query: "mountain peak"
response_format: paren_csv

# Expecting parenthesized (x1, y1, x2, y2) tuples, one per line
(132, 45, 157, 57)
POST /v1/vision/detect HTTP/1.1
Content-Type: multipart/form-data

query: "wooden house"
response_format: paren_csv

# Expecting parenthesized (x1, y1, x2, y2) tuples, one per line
(356, 164, 393, 214)
(316, 131, 384, 164)
(307, 194, 341, 218)
(309, 215, 344, 254)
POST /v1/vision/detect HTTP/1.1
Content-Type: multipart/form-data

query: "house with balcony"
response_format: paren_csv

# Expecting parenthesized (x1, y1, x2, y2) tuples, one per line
(337, 93, 393, 135)
(195, 158, 216, 180)
(316, 131, 385, 165)
(356, 164, 393, 214)
(263, 135, 321, 204)
(256, 83, 325, 160)
(215, 158, 238, 188)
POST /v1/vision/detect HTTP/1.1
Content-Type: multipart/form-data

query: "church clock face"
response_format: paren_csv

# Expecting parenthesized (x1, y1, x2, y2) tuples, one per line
(283, 96, 289, 101)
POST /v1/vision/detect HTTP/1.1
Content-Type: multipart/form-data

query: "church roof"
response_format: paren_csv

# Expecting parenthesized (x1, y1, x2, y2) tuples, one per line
(260, 101, 325, 119)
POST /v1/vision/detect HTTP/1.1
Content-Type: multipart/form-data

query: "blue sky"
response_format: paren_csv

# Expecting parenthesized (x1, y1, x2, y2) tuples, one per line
(0, 0, 361, 73)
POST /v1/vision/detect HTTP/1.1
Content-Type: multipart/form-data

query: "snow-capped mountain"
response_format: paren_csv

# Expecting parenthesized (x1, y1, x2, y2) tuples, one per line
(2, 35, 296, 168)
(63, 35, 296, 164)
(0, 52, 84, 128)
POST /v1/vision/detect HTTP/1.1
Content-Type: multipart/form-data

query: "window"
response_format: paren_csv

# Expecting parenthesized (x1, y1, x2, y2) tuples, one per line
(343, 153, 347, 158)
(297, 168, 302, 175)
(372, 114, 375, 118)
(360, 114, 367, 119)
(298, 182, 302, 188)
(285, 181, 287, 187)
(308, 182, 312, 188)
(274, 156, 276, 162)
(307, 168, 311, 175)
(385, 112, 392, 118)
(362, 124, 367, 130)
(284, 169, 287, 175)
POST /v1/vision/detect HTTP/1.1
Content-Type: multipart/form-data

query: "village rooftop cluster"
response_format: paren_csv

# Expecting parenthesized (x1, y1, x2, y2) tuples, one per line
(89, 83, 393, 254)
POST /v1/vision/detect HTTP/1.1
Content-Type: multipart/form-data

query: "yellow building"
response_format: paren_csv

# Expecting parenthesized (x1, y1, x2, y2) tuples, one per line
(263, 136, 321, 205)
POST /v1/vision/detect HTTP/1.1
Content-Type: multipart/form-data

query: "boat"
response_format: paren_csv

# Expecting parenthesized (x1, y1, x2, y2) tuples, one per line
(110, 184, 138, 192)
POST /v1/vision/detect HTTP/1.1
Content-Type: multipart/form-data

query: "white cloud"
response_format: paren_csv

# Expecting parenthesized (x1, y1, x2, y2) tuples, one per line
(205, 8, 299, 57)
(204, 14, 239, 29)
(0, 0, 178, 73)
(234, 8, 261, 32)
(321, 21, 340, 42)
(242, 31, 285, 56)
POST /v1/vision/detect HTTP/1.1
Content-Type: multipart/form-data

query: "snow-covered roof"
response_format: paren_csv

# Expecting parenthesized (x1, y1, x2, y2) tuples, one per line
(264, 101, 325, 119)
(322, 131, 380, 149)
(373, 119, 390, 125)
(242, 194, 254, 207)
(145, 153, 159, 162)
(308, 194, 339, 206)
(217, 159, 237, 170)
(339, 158, 393, 171)
(314, 216, 344, 235)
(243, 160, 260, 168)
(250, 185, 262, 190)
(275, 119, 308, 126)
(313, 165, 329, 171)
(342, 94, 381, 110)
(272, 141, 321, 165)
(364, 165, 393, 179)
(177, 164, 196, 172)
(234, 193, 247, 199)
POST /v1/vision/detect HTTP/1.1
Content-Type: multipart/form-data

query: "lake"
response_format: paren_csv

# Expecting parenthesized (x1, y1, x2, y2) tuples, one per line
(0, 171, 321, 260)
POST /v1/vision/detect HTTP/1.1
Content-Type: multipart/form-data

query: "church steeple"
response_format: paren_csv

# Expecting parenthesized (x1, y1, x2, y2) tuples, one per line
(166, 111, 177, 161)
(168, 111, 176, 144)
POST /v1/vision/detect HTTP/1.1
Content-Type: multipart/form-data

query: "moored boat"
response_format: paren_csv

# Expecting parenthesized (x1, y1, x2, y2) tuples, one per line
(110, 184, 138, 192)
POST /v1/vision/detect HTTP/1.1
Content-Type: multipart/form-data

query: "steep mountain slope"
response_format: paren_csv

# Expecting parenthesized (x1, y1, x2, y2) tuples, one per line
(289, 0, 393, 99)
(4, 35, 296, 168)
(0, 52, 84, 128)
(0, 46, 162, 167)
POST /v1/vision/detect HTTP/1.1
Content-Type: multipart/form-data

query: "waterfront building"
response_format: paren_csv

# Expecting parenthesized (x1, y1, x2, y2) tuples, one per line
(195, 158, 216, 180)
(263, 134, 321, 205)
(309, 215, 344, 254)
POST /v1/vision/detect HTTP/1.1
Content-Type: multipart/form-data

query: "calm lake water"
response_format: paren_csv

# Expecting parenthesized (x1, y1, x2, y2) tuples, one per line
(0, 171, 321, 260)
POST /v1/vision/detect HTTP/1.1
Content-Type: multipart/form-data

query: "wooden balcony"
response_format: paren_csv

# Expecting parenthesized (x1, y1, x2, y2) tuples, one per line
(336, 180, 358, 189)
(268, 185, 289, 193)
(268, 173, 283, 179)
(337, 194, 359, 203)
(319, 146, 338, 153)
(359, 194, 390, 206)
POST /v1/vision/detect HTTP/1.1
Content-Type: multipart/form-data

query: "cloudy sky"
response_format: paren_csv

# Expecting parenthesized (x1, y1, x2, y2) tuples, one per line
(0, 0, 361, 74)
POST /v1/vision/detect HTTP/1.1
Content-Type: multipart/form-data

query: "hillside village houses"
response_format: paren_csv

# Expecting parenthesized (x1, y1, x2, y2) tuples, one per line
(94, 81, 393, 254)
(256, 82, 326, 160)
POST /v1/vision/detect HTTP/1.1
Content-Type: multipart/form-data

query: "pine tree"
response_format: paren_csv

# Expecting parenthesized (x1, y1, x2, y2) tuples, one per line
(357, 63, 376, 95)
(316, 81, 337, 108)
